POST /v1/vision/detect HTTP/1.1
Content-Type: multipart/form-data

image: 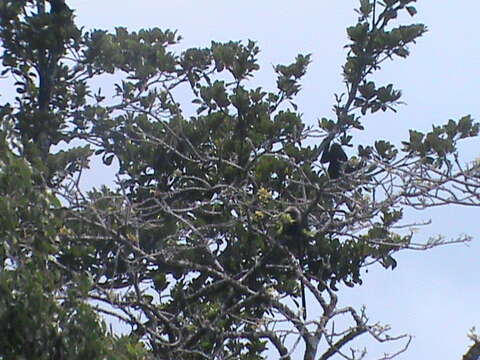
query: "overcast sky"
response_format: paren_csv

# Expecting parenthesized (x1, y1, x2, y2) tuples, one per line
(64, 1, 480, 358)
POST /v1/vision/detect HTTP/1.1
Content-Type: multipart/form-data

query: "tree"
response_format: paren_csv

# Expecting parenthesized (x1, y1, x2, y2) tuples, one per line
(1, 0, 479, 359)
(463, 329, 480, 360)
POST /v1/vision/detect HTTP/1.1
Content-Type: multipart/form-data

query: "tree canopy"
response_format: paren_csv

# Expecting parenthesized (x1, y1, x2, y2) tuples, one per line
(1, 0, 479, 359)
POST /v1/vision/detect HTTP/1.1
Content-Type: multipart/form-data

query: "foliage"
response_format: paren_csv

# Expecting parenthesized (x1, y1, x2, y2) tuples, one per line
(1, 0, 479, 359)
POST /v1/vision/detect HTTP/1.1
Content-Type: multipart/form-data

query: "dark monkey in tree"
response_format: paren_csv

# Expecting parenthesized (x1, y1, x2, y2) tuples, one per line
(283, 206, 307, 319)
(321, 142, 348, 179)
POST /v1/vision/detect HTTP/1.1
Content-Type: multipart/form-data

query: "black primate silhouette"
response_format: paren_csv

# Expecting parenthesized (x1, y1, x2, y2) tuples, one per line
(321, 142, 348, 179)
(284, 206, 307, 320)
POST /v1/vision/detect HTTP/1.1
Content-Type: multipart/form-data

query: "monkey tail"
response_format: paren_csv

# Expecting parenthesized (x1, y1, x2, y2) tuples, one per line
(297, 240, 307, 320)
(301, 282, 306, 320)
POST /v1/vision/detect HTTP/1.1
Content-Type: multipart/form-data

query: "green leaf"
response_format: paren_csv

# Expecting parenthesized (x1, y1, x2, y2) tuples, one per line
(103, 154, 114, 165)
(406, 6, 417, 16)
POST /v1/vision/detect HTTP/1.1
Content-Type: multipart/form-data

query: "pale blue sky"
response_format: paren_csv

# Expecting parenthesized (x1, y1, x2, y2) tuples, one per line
(62, 1, 480, 358)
